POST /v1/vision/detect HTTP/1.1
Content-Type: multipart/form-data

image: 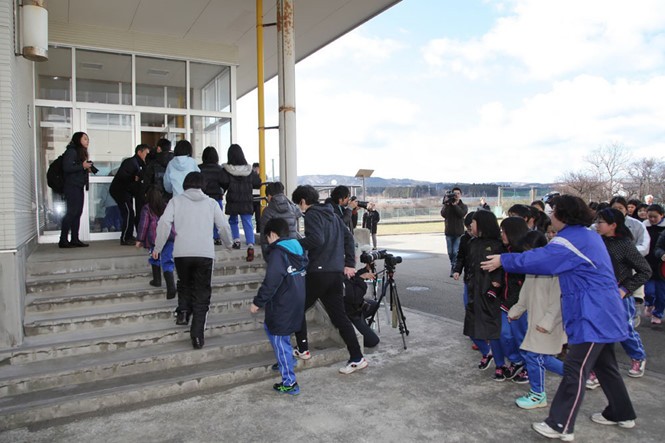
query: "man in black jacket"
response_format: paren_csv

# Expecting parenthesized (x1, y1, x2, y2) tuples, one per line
(325, 185, 354, 232)
(441, 186, 468, 277)
(291, 185, 368, 374)
(110, 144, 150, 245)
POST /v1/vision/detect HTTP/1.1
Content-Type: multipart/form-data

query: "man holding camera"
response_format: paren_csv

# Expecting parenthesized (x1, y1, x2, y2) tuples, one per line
(110, 144, 150, 245)
(441, 187, 468, 277)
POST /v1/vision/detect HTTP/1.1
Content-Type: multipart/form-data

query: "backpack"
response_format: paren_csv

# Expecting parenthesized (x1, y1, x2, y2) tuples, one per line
(47, 155, 65, 194)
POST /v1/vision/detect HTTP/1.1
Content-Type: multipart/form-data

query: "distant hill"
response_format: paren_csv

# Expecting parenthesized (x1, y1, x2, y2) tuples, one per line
(296, 175, 552, 189)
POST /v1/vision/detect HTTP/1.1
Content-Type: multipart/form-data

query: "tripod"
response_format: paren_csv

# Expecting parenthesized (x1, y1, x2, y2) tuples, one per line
(367, 263, 409, 349)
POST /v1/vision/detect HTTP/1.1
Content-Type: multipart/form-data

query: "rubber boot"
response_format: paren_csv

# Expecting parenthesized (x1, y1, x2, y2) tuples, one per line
(164, 271, 176, 300)
(149, 265, 162, 287)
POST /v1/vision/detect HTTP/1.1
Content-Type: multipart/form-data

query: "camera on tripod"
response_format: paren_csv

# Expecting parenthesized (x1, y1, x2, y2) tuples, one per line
(360, 249, 403, 267)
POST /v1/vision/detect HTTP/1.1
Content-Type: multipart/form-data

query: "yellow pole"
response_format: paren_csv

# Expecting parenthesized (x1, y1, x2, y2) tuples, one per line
(256, 0, 267, 212)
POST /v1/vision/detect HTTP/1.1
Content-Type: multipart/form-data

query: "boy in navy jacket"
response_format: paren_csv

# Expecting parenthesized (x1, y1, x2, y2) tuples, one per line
(250, 218, 307, 395)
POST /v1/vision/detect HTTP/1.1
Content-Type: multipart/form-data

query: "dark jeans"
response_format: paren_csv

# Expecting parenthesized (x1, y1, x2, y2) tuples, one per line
(445, 234, 462, 271)
(114, 194, 135, 242)
(174, 257, 213, 339)
(546, 342, 636, 434)
(60, 184, 84, 242)
(295, 272, 363, 362)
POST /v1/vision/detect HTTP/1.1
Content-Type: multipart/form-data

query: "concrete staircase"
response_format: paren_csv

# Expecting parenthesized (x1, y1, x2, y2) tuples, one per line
(0, 242, 346, 430)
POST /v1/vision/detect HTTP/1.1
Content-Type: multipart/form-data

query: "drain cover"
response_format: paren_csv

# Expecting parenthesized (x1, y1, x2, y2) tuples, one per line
(406, 286, 429, 292)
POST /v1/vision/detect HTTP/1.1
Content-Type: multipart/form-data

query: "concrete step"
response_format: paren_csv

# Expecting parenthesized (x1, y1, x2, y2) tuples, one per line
(26, 241, 261, 277)
(23, 290, 263, 337)
(2, 309, 323, 366)
(26, 261, 265, 294)
(25, 273, 264, 313)
(0, 327, 334, 398)
(0, 337, 346, 430)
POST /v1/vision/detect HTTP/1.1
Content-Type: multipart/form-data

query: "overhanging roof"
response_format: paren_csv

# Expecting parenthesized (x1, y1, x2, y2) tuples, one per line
(47, 0, 401, 97)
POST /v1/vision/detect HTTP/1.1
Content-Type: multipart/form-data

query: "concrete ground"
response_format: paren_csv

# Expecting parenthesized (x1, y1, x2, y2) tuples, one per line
(3, 233, 665, 442)
(2, 307, 664, 442)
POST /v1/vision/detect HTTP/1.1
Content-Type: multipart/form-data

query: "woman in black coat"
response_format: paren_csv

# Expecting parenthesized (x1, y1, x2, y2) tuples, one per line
(59, 132, 94, 248)
(199, 146, 226, 245)
(220, 144, 261, 260)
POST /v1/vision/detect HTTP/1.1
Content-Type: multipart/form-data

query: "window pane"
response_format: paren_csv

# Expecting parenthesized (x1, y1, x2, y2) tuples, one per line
(76, 50, 132, 105)
(88, 182, 121, 233)
(190, 63, 231, 112)
(190, 116, 231, 161)
(35, 46, 72, 101)
(86, 112, 135, 174)
(37, 107, 72, 234)
(136, 57, 186, 109)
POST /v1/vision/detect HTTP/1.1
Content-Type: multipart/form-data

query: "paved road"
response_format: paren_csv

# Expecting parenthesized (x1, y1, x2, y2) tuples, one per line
(377, 233, 665, 378)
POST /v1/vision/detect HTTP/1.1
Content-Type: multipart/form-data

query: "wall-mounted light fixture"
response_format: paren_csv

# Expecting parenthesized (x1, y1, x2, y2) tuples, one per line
(16, 0, 49, 62)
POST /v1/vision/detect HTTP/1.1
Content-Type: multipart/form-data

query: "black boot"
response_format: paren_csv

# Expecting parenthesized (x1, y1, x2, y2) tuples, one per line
(191, 336, 204, 349)
(164, 271, 176, 300)
(175, 310, 190, 325)
(149, 265, 162, 287)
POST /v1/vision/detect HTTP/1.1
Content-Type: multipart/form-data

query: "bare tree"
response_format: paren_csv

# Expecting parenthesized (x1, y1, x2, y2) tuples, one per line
(624, 157, 663, 199)
(584, 142, 630, 197)
(555, 171, 606, 202)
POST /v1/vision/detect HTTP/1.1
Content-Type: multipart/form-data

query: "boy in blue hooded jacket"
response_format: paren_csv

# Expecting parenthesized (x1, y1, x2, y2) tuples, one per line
(250, 217, 307, 395)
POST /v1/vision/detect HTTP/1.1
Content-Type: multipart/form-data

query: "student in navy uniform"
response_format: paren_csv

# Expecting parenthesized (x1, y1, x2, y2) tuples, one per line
(250, 218, 307, 395)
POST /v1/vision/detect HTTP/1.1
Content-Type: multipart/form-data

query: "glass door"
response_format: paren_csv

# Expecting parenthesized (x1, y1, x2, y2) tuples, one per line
(82, 110, 139, 241)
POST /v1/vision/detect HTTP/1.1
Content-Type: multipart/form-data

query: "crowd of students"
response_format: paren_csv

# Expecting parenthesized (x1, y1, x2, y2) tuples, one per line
(453, 193, 664, 441)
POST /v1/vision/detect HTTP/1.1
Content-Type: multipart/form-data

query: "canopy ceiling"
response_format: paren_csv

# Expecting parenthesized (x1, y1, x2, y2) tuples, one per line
(47, 0, 401, 97)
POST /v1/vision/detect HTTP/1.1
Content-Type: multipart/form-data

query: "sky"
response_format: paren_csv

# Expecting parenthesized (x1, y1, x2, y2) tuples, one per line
(237, 0, 665, 184)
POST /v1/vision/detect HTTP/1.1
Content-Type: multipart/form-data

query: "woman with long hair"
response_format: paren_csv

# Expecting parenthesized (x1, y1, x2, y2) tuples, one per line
(220, 144, 261, 261)
(199, 146, 226, 245)
(59, 132, 94, 248)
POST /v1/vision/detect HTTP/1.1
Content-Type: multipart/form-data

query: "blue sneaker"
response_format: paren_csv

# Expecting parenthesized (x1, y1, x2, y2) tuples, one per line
(273, 382, 300, 395)
(516, 390, 547, 409)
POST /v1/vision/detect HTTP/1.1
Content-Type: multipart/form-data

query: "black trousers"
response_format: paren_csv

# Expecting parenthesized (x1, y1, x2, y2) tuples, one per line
(546, 342, 636, 434)
(295, 272, 363, 362)
(174, 257, 213, 339)
(349, 315, 380, 348)
(113, 194, 135, 242)
(60, 184, 84, 242)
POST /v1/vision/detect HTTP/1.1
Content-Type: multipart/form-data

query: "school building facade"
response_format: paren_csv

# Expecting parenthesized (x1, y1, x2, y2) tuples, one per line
(0, 0, 400, 349)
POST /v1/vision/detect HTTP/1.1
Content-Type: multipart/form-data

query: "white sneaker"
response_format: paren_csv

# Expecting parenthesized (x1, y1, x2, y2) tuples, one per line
(590, 412, 635, 429)
(532, 422, 574, 441)
(586, 373, 600, 390)
(292, 349, 311, 360)
(339, 358, 368, 374)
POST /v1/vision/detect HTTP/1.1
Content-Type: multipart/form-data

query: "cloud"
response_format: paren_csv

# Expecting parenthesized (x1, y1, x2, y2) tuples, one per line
(422, 0, 665, 80)
(413, 74, 665, 182)
(301, 28, 407, 69)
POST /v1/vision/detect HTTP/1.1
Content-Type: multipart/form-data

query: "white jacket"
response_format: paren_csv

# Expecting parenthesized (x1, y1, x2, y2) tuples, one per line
(154, 188, 232, 259)
(508, 275, 567, 355)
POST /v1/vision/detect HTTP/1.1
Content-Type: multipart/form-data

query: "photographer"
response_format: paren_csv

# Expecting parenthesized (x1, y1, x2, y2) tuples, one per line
(344, 265, 380, 348)
(110, 144, 150, 245)
(362, 202, 381, 249)
(440, 187, 468, 276)
(325, 185, 354, 232)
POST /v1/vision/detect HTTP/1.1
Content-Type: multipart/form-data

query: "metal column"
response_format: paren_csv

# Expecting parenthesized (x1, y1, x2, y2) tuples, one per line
(277, 0, 297, 197)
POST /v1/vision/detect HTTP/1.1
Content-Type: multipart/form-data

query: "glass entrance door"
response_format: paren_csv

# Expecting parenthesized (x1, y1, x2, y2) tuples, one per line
(83, 110, 139, 241)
